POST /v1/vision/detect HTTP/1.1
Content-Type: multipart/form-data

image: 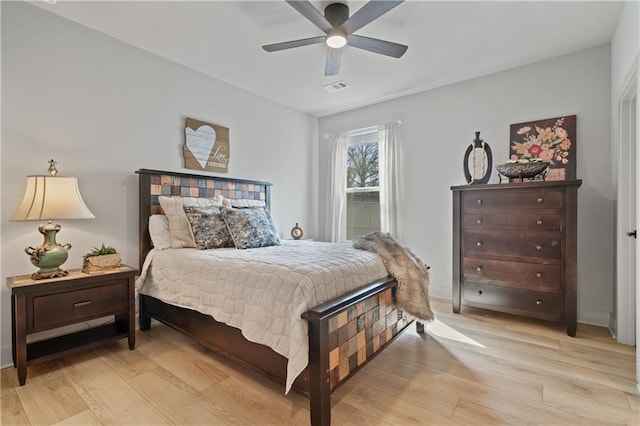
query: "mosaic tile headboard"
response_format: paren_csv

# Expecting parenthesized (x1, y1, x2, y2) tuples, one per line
(136, 169, 272, 269)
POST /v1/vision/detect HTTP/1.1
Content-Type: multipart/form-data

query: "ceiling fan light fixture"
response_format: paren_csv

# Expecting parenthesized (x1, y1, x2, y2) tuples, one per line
(326, 32, 347, 49)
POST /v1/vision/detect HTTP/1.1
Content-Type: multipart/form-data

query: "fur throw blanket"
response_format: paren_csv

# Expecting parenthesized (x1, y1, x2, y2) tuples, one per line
(353, 232, 434, 321)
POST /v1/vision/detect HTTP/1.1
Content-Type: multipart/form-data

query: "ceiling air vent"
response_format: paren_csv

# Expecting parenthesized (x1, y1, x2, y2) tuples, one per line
(323, 81, 349, 93)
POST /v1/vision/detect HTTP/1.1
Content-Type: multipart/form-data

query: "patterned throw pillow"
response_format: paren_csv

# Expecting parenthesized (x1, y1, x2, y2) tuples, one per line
(159, 195, 223, 248)
(221, 206, 280, 249)
(183, 205, 235, 250)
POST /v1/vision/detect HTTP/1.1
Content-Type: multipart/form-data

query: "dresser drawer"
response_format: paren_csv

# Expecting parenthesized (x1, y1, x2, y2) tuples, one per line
(463, 189, 563, 211)
(462, 282, 562, 320)
(464, 213, 562, 231)
(464, 232, 561, 259)
(31, 281, 126, 330)
(463, 258, 561, 292)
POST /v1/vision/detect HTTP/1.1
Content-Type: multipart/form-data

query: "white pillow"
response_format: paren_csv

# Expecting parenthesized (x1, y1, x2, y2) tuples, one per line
(148, 214, 172, 250)
(158, 195, 223, 248)
(222, 197, 266, 208)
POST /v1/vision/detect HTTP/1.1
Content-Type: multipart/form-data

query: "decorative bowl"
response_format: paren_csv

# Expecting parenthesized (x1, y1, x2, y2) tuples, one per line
(495, 161, 550, 180)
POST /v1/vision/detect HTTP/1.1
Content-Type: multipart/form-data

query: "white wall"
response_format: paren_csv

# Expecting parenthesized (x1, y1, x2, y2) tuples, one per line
(611, 1, 639, 96)
(319, 45, 613, 327)
(0, 2, 318, 367)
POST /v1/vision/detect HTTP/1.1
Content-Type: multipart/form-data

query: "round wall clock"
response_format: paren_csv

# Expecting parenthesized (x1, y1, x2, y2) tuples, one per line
(291, 223, 304, 240)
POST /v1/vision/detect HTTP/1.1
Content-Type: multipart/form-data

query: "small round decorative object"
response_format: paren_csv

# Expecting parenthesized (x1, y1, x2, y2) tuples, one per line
(291, 223, 304, 240)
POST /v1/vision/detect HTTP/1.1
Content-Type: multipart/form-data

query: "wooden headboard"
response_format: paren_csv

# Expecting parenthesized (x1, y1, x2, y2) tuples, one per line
(136, 169, 272, 270)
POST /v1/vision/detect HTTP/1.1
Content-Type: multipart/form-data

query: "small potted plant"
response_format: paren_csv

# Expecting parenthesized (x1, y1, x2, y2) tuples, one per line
(82, 243, 121, 273)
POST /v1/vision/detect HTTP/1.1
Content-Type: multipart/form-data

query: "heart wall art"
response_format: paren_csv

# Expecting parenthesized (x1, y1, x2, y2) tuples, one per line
(183, 118, 230, 173)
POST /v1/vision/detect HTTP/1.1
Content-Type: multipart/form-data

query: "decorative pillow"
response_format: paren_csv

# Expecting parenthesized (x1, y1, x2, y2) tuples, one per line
(158, 195, 223, 248)
(183, 205, 234, 250)
(222, 198, 266, 208)
(221, 206, 280, 249)
(148, 214, 172, 250)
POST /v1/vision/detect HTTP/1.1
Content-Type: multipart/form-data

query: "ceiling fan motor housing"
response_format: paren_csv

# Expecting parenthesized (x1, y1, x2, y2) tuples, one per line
(325, 3, 349, 27)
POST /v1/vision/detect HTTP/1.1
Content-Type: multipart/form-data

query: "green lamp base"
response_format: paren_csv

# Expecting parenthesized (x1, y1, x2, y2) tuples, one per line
(25, 221, 72, 280)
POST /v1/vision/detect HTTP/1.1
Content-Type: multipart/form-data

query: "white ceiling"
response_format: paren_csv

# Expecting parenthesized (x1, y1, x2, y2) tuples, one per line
(33, 0, 625, 117)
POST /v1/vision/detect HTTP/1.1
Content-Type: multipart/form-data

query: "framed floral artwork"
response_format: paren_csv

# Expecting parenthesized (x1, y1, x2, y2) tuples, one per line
(509, 115, 576, 181)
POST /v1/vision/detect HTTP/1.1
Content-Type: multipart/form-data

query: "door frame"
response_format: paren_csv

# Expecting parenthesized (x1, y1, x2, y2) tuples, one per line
(615, 59, 638, 346)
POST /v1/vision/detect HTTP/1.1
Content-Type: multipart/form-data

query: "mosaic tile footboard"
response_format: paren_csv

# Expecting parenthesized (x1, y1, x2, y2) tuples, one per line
(326, 287, 409, 389)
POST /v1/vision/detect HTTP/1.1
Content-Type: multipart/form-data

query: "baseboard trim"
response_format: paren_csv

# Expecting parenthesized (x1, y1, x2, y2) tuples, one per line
(1, 346, 13, 369)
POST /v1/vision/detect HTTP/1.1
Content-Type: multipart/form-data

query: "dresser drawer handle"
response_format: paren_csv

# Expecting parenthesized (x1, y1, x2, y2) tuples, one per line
(477, 199, 483, 205)
(536, 197, 543, 204)
(536, 299, 542, 305)
(73, 300, 92, 308)
(536, 244, 543, 251)
(536, 272, 543, 278)
(536, 219, 543, 225)
(476, 241, 483, 247)
(476, 219, 482, 225)
(476, 266, 483, 272)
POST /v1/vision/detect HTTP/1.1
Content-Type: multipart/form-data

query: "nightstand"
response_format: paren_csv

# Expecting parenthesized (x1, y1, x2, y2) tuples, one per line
(6, 265, 138, 385)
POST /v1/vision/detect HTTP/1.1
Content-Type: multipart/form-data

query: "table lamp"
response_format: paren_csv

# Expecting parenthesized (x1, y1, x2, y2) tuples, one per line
(10, 160, 95, 279)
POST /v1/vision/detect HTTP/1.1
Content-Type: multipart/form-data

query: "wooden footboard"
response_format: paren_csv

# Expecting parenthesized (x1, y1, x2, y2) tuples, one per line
(303, 278, 410, 425)
(139, 275, 410, 425)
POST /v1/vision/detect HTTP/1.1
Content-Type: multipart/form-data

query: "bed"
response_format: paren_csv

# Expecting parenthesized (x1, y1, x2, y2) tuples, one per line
(135, 168, 416, 426)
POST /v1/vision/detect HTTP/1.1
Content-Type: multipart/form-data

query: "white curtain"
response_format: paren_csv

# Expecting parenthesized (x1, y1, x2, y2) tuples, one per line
(378, 122, 402, 238)
(325, 131, 349, 242)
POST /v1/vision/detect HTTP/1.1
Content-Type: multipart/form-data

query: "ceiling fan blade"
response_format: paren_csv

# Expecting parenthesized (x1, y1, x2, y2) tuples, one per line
(343, 0, 404, 35)
(286, 0, 333, 33)
(348, 34, 407, 58)
(262, 36, 325, 52)
(325, 48, 342, 76)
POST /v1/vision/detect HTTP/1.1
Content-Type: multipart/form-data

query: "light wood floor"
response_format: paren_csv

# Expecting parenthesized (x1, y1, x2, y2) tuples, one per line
(2, 298, 638, 425)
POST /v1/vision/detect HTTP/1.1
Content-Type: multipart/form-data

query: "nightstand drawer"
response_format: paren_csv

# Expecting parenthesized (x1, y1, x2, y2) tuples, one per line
(32, 281, 126, 330)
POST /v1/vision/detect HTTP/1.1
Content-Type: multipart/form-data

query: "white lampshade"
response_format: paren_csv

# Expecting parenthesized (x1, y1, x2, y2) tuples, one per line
(11, 175, 95, 221)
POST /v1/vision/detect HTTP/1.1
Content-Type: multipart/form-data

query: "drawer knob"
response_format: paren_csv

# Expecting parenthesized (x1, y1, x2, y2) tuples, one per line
(478, 290, 483, 296)
(73, 300, 92, 308)
(536, 244, 543, 251)
(477, 199, 483, 205)
(476, 241, 483, 247)
(537, 197, 543, 204)
(536, 219, 543, 225)
(476, 219, 482, 225)
(536, 299, 542, 305)
(476, 266, 483, 272)
(536, 272, 543, 278)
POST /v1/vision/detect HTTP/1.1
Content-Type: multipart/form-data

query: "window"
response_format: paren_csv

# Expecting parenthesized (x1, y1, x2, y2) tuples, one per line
(346, 127, 381, 240)
(325, 121, 398, 243)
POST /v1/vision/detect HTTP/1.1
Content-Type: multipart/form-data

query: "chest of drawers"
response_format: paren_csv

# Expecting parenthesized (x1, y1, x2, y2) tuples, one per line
(451, 180, 581, 336)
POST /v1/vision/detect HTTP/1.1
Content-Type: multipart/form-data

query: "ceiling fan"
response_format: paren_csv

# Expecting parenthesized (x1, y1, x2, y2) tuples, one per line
(262, 0, 408, 76)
